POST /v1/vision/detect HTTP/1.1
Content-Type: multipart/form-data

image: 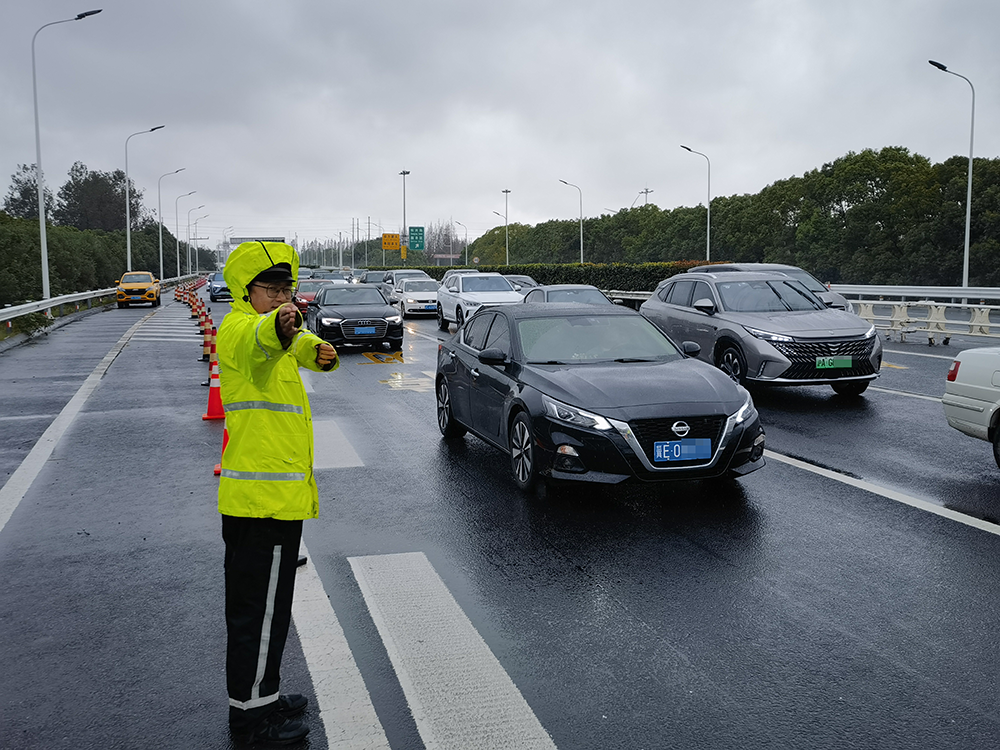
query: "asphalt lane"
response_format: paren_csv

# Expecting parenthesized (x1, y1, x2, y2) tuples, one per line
(1, 297, 999, 749)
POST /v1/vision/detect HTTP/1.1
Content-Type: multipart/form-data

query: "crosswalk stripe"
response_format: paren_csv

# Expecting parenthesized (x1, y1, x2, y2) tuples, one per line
(313, 420, 364, 469)
(349, 552, 558, 749)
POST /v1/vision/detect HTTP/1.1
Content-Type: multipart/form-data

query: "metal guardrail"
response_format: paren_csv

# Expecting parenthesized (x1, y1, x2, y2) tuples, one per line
(0, 275, 201, 324)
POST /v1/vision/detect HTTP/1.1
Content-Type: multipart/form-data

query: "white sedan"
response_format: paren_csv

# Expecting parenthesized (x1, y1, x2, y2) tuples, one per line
(943, 346, 1000, 468)
(437, 272, 524, 330)
(393, 278, 440, 318)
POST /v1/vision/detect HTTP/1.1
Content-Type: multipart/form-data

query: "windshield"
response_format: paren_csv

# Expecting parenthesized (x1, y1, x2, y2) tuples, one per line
(547, 289, 610, 304)
(296, 280, 331, 294)
(462, 276, 514, 293)
(779, 268, 827, 293)
(402, 280, 439, 292)
(318, 286, 386, 305)
(717, 279, 824, 312)
(519, 315, 681, 363)
(506, 276, 537, 287)
(362, 272, 384, 282)
(121, 273, 152, 283)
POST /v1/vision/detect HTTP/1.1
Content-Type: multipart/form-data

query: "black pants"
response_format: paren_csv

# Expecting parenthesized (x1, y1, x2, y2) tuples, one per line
(222, 515, 302, 732)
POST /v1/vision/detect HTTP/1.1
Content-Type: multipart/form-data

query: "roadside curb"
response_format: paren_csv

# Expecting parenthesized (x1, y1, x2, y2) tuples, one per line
(0, 304, 116, 355)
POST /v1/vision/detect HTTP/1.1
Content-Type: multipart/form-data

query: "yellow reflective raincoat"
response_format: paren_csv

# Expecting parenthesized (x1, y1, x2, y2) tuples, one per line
(217, 242, 337, 520)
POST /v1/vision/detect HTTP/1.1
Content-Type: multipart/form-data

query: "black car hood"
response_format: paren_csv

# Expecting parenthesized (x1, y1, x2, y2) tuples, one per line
(519, 357, 745, 420)
(314, 303, 397, 319)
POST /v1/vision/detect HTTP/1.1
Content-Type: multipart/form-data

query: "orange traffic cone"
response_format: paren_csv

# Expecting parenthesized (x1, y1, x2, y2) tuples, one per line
(202, 360, 225, 420)
(214, 427, 229, 475)
(200, 320, 211, 361)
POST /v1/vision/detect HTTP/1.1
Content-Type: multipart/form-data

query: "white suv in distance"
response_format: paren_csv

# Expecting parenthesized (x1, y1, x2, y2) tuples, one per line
(943, 346, 1000, 468)
(437, 272, 523, 330)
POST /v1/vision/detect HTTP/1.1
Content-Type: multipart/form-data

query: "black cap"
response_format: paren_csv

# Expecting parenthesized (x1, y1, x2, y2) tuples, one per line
(251, 263, 294, 284)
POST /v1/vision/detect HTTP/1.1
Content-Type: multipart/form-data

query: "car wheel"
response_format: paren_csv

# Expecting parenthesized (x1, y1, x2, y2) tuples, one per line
(831, 380, 870, 397)
(455, 307, 465, 329)
(117, 301, 124, 309)
(389, 337, 403, 350)
(437, 305, 449, 331)
(400, 306, 408, 320)
(993, 430, 1000, 470)
(716, 343, 747, 384)
(509, 411, 539, 492)
(436, 379, 467, 438)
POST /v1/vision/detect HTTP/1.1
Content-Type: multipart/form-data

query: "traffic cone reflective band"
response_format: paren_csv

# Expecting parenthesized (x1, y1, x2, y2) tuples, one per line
(201, 325, 211, 361)
(209, 328, 218, 365)
(214, 427, 229, 476)
(202, 360, 225, 420)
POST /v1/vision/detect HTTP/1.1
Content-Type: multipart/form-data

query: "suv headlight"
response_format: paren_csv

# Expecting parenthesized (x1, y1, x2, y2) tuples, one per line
(542, 395, 613, 431)
(744, 326, 794, 343)
(320, 316, 344, 325)
(464, 300, 482, 308)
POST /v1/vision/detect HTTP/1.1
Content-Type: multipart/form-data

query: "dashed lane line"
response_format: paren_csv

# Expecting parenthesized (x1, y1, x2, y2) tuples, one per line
(882, 348, 958, 361)
(765, 449, 1000, 537)
(350, 552, 559, 750)
(868, 386, 942, 402)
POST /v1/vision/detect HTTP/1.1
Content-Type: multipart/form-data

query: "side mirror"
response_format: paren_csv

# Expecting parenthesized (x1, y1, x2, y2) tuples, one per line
(478, 348, 507, 366)
(612, 298, 624, 305)
(307, 299, 319, 307)
(681, 341, 701, 357)
(693, 298, 716, 315)
(513, 284, 522, 292)
(154, 279, 160, 284)
(114, 278, 120, 284)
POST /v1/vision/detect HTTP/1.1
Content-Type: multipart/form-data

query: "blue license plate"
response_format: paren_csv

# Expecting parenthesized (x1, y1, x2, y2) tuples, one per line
(424, 304, 436, 310)
(131, 296, 141, 300)
(354, 326, 376, 335)
(653, 438, 712, 462)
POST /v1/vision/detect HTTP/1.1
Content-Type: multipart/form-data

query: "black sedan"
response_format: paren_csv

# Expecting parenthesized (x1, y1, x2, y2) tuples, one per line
(435, 303, 765, 492)
(306, 285, 403, 350)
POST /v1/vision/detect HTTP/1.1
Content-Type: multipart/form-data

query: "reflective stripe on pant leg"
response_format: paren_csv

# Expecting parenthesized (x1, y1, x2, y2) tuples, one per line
(228, 543, 282, 711)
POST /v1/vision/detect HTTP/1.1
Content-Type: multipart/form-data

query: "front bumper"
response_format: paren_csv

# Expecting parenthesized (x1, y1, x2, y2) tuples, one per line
(401, 298, 439, 315)
(313, 319, 404, 346)
(745, 335, 882, 385)
(117, 288, 159, 304)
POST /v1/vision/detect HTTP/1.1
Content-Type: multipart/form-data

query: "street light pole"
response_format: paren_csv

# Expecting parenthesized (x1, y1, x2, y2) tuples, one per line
(157, 168, 184, 280)
(929, 60, 976, 288)
(125, 125, 165, 271)
(559, 180, 584, 263)
(399, 170, 410, 265)
(193, 214, 209, 273)
(455, 220, 468, 265)
(186, 204, 204, 274)
(681, 145, 711, 261)
(502, 189, 511, 264)
(174, 191, 195, 278)
(32, 9, 103, 300)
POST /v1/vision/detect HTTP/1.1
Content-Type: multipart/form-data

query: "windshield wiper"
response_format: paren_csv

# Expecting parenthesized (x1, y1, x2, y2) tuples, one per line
(613, 357, 658, 363)
(527, 360, 569, 365)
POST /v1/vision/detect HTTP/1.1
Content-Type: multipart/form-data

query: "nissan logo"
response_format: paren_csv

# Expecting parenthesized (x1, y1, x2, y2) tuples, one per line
(671, 421, 690, 437)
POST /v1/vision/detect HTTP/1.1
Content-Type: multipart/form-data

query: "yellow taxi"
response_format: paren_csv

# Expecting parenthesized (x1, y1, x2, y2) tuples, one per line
(116, 271, 161, 308)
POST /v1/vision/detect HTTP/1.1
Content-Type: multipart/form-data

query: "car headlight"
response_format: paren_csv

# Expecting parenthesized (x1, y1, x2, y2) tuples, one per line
(384, 315, 402, 324)
(733, 388, 757, 424)
(464, 300, 482, 308)
(320, 317, 344, 325)
(863, 324, 875, 338)
(542, 395, 613, 431)
(744, 326, 794, 343)
(406, 298, 418, 303)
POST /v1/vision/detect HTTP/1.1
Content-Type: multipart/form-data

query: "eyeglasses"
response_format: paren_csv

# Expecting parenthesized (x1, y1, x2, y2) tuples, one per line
(250, 283, 296, 299)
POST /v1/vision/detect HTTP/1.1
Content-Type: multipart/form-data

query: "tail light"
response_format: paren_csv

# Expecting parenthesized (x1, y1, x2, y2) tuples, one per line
(947, 360, 960, 382)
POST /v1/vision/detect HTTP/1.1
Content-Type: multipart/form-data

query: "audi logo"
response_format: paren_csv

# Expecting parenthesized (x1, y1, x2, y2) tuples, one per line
(357, 320, 373, 325)
(671, 421, 690, 437)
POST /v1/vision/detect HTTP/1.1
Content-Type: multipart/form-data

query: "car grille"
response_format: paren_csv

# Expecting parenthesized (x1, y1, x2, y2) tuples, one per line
(123, 288, 149, 296)
(340, 319, 388, 340)
(770, 338, 878, 379)
(628, 415, 727, 466)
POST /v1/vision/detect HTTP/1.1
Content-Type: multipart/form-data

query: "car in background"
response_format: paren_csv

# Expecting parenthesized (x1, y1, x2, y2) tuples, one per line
(116, 271, 161, 308)
(687, 263, 854, 312)
(379, 269, 431, 297)
(359, 270, 383, 285)
(297, 268, 313, 281)
(309, 271, 344, 280)
(350, 269, 369, 283)
(292, 278, 340, 313)
(305, 283, 403, 350)
(441, 268, 480, 284)
(437, 272, 523, 330)
(435, 303, 765, 492)
(208, 272, 232, 303)
(503, 274, 539, 294)
(392, 278, 440, 317)
(943, 347, 1000, 468)
(640, 271, 881, 395)
(523, 284, 615, 305)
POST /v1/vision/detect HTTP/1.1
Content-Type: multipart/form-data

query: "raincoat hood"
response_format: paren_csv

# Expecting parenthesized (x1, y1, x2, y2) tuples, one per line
(223, 241, 300, 315)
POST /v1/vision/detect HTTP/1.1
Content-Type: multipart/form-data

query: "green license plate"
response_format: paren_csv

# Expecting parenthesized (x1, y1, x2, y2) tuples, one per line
(816, 356, 852, 369)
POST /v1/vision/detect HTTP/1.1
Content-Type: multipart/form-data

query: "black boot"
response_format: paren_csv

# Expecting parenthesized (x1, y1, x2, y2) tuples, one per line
(233, 712, 309, 746)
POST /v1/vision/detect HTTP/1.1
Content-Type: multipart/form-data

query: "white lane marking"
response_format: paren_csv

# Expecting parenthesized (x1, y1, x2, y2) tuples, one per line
(300, 369, 316, 393)
(313, 420, 364, 469)
(883, 348, 958, 361)
(350, 552, 558, 750)
(0, 311, 155, 536)
(0, 414, 59, 422)
(868, 386, 942, 402)
(405, 327, 444, 343)
(292, 540, 391, 749)
(765, 450, 1000, 537)
(129, 336, 203, 343)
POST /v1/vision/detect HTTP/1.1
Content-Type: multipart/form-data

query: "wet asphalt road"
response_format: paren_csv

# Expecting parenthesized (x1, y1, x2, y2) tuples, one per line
(1, 295, 999, 749)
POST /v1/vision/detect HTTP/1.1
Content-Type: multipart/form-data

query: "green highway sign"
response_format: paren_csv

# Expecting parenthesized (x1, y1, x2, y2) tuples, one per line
(408, 226, 425, 251)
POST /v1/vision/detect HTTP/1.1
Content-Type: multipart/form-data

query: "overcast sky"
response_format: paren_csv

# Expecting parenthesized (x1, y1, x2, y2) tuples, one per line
(2, 0, 997, 255)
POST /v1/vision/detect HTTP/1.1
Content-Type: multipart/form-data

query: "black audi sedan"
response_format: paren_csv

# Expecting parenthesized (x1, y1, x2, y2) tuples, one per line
(435, 303, 765, 492)
(306, 284, 403, 349)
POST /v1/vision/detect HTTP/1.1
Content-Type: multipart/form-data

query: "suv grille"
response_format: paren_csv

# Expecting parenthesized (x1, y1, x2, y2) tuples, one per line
(770, 338, 877, 379)
(629, 415, 727, 466)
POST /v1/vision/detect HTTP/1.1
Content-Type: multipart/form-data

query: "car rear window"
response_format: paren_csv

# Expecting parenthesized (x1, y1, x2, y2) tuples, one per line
(518, 315, 680, 363)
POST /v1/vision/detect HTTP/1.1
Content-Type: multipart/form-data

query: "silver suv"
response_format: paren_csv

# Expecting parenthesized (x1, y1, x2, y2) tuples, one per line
(687, 263, 853, 312)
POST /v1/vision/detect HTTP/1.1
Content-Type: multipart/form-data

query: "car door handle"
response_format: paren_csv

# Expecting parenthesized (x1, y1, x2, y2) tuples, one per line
(447, 351, 456, 359)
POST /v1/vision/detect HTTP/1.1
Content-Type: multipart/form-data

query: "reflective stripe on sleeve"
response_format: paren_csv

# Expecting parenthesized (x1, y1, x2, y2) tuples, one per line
(224, 401, 304, 414)
(221, 469, 307, 481)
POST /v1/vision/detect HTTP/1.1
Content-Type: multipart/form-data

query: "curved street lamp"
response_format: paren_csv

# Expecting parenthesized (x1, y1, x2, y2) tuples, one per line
(125, 125, 165, 270)
(186, 204, 205, 274)
(681, 145, 711, 261)
(157, 168, 184, 281)
(399, 170, 410, 262)
(174, 191, 195, 277)
(193, 214, 209, 274)
(455, 220, 469, 265)
(559, 179, 584, 263)
(929, 60, 975, 288)
(32, 8, 103, 300)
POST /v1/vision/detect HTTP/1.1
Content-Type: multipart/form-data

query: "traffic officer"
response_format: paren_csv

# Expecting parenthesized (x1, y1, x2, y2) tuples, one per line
(218, 241, 337, 745)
